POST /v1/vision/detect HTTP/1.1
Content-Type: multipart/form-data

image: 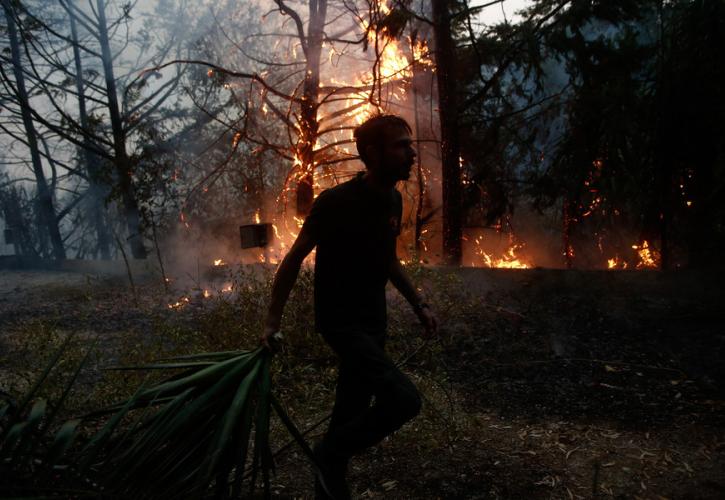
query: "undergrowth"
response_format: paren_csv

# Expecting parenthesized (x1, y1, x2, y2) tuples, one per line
(0, 263, 482, 497)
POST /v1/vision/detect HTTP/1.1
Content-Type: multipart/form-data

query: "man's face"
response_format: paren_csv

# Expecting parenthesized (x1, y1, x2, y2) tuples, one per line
(373, 126, 417, 183)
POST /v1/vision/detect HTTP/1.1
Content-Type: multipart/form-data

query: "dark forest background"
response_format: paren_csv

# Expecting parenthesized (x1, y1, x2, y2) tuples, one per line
(1, 0, 723, 269)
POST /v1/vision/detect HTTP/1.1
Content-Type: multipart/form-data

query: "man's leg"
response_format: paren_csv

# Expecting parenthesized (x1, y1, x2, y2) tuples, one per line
(328, 362, 375, 433)
(314, 359, 375, 499)
(323, 361, 375, 476)
(320, 330, 422, 459)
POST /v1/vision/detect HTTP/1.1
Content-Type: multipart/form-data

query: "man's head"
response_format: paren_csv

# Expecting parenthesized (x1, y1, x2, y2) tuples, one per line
(354, 114, 416, 183)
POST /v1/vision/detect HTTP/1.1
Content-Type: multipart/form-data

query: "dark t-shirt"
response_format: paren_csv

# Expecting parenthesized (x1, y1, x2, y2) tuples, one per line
(302, 172, 403, 333)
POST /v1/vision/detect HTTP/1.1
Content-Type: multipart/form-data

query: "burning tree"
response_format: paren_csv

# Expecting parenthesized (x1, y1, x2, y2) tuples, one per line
(158, 0, 442, 261)
(447, 0, 725, 270)
(5, 0, 719, 270)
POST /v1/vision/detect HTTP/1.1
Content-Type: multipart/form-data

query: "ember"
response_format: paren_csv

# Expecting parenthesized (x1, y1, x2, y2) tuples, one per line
(168, 296, 190, 310)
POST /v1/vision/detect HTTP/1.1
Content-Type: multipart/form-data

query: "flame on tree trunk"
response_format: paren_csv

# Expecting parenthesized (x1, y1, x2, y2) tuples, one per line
(411, 32, 425, 259)
(432, 0, 462, 265)
(653, 0, 670, 270)
(563, 198, 575, 269)
(295, 0, 327, 217)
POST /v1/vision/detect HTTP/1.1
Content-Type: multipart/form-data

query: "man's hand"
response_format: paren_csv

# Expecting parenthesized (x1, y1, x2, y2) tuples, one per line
(260, 319, 283, 353)
(389, 259, 439, 339)
(415, 304, 438, 339)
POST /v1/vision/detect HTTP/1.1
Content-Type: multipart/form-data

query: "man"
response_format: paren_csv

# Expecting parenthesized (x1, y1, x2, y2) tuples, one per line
(260, 114, 437, 499)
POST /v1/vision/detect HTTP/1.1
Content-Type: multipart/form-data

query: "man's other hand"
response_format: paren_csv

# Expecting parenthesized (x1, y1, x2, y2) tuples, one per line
(416, 306, 438, 338)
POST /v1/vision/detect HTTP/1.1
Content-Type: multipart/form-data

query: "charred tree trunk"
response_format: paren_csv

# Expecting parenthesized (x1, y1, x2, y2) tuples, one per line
(2, 0, 65, 261)
(562, 198, 574, 269)
(432, 0, 462, 265)
(411, 32, 425, 259)
(654, 0, 671, 270)
(96, 0, 147, 259)
(296, 0, 327, 217)
(70, 10, 111, 260)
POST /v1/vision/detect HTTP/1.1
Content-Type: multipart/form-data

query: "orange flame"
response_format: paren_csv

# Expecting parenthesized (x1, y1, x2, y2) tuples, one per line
(632, 240, 660, 269)
(481, 245, 532, 269)
(607, 256, 628, 270)
(168, 296, 190, 309)
(243, 0, 435, 266)
(470, 235, 533, 269)
(319, 0, 433, 130)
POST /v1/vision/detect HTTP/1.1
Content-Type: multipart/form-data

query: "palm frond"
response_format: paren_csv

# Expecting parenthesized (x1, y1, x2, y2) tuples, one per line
(84, 347, 277, 499)
(0, 334, 95, 497)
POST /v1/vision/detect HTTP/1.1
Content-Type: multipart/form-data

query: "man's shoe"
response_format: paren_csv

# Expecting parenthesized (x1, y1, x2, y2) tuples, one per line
(313, 442, 350, 500)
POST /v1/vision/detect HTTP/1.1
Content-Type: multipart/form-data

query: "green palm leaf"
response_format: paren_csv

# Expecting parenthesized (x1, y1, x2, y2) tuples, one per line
(85, 347, 278, 499)
(46, 419, 81, 467)
(1, 335, 96, 496)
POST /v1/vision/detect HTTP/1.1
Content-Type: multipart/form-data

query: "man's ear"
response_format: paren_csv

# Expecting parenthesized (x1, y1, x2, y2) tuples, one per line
(365, 144, 381, 167)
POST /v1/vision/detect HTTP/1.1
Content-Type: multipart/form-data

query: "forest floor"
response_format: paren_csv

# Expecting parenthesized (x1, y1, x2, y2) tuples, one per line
(0, 265, 723, 499)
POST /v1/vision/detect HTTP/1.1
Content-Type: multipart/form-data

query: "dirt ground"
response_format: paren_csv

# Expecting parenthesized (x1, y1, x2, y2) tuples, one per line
(0, 265, 723, 499)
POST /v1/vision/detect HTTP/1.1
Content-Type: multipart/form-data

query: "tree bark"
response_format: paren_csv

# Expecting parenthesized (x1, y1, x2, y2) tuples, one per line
(654, 0, 670, 270)
(562, 198, 574, 269)
(96, 0, 147, 258)
(2, 0, 65, 260)
(411, 32, 425, 259)
(432, 0, 462, 265)
(295, 0, 327, 216)
(70, 9, 111, 259)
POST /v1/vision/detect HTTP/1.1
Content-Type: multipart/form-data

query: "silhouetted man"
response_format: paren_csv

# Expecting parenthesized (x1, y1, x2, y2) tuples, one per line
(261, 114, 437, 499)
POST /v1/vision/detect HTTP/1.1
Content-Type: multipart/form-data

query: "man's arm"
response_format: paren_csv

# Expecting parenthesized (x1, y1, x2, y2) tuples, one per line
(389, 259, 438, 337)
(260, 227, 316, 350)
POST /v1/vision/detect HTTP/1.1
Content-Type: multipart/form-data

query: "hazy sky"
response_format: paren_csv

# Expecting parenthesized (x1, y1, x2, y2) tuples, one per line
(474, 0, 533, 26)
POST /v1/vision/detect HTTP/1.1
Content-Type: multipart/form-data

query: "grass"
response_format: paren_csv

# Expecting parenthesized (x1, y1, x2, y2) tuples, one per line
(2, 265, 722, 498)
(0, 263, 466, 497)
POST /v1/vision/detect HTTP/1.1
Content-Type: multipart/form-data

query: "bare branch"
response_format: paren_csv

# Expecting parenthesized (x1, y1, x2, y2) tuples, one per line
(142, 59, 299, 103)
(273, 0, 309, 58)
(463, 0, 571, 108)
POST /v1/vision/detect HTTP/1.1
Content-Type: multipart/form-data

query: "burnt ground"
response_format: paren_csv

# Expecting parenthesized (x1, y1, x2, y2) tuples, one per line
(0, 266, 724, 499)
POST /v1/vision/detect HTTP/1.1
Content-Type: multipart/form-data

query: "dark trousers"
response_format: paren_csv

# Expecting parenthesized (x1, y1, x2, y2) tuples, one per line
(320, 329, 422, 461)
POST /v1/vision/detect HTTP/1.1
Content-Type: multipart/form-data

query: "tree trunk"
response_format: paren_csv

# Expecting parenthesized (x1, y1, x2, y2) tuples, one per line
(432, 0, 462, 265)
(2, 0, 65, 260)
(654, 0, 670, 270)
(411, 32, 425, 259)
(562, 198, 574, 269)
(70, 10, 111, 259)
(96, 0, 147, 258)
(295, 0, 327, 217)
(0, 188, 38, 258)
